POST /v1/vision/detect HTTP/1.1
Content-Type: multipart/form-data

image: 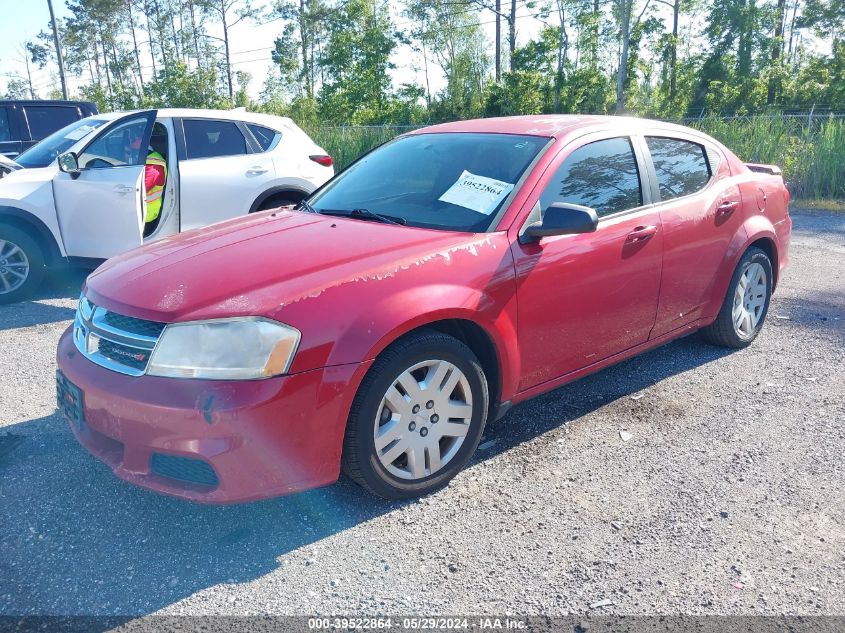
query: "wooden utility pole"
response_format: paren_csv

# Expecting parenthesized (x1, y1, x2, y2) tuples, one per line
(46, 0, 69, 99)
(495, 0, 501, 80)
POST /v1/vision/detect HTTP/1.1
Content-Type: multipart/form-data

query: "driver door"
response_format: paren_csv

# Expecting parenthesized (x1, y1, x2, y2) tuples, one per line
(511, 134, 664, 391)
(53, 110, 156, 259)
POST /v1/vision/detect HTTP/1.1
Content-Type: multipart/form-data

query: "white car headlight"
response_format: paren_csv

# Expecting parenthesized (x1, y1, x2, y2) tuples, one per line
(146, 317, 301, 380)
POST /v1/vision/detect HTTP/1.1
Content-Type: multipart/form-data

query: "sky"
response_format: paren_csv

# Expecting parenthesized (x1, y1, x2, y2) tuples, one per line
(0, 0, 556, 102)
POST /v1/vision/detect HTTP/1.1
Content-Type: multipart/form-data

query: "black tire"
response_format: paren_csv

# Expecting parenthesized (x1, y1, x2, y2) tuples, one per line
(701, 246, 773, 348)
(342, 329, 489, 500)
(0, 225, 45, 305)
(254, 195, 299, 212)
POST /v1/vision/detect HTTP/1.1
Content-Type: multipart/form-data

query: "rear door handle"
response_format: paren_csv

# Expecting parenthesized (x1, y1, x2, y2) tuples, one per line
(114, 185, 135, 195)
(717, 200, 739, 216)
(247, 165, 268, 175)
(625, 225, 658, 243)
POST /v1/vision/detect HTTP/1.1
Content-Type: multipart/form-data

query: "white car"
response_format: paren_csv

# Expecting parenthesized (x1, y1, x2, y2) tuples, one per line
(0, 108, 333, 302)
(0, 153, 21, 177)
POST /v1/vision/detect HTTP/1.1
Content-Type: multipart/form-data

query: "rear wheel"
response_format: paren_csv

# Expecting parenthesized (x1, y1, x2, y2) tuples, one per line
(0, 225, 45, 305)
(701, 247, 772, 348)
(342, 330, 489, 500)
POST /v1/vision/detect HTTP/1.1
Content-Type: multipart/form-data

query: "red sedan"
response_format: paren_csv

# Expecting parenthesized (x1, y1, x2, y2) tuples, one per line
(56, 115, 792, 502)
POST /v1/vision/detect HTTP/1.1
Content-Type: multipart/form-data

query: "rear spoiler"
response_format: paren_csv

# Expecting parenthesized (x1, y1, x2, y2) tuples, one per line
(746, 163, 782, 176)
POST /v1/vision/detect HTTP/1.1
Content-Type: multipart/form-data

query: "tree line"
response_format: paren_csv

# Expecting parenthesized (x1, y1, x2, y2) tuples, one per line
(3, 0, 844, 125)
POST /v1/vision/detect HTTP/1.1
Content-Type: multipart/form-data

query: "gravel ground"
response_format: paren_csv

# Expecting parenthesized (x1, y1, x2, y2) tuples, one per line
(0, 209, 843, 618)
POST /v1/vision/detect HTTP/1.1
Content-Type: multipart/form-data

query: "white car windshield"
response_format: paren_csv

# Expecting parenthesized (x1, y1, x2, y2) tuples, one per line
(16, 118, 109, 168)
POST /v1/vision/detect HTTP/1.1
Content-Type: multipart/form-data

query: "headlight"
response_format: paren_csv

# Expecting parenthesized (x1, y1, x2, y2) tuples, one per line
(146, 317, 301, 380)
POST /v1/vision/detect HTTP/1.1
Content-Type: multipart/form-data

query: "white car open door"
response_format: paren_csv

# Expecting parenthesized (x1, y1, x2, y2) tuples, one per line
(53, 110, 157, 259)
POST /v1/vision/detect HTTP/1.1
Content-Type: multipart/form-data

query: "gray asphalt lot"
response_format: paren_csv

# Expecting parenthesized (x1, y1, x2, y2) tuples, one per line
(0, 209, 843, 618)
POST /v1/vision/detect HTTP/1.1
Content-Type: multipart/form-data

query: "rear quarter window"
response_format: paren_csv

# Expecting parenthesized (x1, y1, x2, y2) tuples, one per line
(247, 124, 281, 151)
(24, 105, 80, 140)
(646, 136, 712, 201)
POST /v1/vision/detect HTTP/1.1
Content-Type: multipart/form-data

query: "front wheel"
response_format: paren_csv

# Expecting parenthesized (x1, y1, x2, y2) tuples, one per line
(701, 247, 773, 348)
(0, 225, 45, 305)
(342, 330, 489, 500)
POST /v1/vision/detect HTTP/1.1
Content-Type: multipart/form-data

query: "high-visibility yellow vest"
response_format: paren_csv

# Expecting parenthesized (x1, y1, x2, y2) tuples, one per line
(145, 151, 167, 223)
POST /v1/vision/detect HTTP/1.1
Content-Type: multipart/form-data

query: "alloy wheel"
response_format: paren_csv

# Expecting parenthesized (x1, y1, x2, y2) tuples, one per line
(373, 359, 474, 481)
(0, 239, 29, 294)
(732, 262, 767, 338)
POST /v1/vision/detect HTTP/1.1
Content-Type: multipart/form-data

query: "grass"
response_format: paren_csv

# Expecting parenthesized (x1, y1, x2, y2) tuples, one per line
(693, 115, 845, 200)
(308, 116, 845, 201)
(307, 125, 420, 173)
(790, 198, 845, 211)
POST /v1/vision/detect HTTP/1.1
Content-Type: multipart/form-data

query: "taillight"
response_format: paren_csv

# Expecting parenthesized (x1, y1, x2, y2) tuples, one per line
(309, 154, 333, 167)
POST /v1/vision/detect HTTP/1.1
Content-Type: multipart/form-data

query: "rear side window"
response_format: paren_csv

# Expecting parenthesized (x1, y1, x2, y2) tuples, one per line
(0, 107, 11, 142)
(24, 105, 79, 140)
(247, 124, 281, 151)
(540, 137, 642, 217)
(184, 119, 247, 159)
(646, 136, 711, 201)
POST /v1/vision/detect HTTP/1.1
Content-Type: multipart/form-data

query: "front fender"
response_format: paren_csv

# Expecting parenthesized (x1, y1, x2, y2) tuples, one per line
(269, 233, 521, 401)
(0, 166, 66, 257)
(324, 283, 520, 401)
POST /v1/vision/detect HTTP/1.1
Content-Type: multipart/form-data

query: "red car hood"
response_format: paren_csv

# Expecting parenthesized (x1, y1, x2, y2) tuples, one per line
(85, 210, 486, 323)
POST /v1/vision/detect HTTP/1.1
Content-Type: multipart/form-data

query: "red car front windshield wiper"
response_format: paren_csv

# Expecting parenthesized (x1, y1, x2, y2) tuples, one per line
(317, 208, 407, 226)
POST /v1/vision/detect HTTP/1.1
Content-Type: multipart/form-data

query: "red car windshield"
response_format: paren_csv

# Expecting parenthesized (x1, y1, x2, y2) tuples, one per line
(308, 132, 549, 232)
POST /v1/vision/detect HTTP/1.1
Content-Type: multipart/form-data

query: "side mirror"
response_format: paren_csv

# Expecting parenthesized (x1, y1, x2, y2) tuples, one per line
(58, 152, 81, 178)
(520, 202, 599, 243)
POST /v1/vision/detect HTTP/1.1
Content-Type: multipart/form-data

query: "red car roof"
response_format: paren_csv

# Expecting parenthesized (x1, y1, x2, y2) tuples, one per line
(410, 114, 702, 140)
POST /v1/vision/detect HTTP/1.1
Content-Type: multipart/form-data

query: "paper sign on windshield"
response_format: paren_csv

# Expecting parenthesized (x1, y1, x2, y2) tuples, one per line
(438, 170, 515, 215)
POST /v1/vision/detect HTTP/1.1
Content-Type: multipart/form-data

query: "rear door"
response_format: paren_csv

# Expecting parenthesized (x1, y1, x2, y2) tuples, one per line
(511, 134, 664, 391)
(0, 105, 23, 158)
(53, 111, 156, 259)
(642, 134, 745, 337)
(176, 117, 276, 230)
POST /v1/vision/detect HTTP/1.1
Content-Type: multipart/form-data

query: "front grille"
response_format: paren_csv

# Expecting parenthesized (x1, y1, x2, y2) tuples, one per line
(73, 294, 166, 376)
(101, 311, 166, 338)
(151, 453, 219, 487)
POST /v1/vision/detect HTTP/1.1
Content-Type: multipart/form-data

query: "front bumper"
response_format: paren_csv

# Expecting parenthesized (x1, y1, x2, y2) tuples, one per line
(56, 328, 368, 503)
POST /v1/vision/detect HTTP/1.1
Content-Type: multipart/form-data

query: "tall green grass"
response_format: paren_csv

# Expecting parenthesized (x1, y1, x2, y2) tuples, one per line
(694, 116, 845, 199)
(307, 125, 420, 173)
(308, 117, 845, 200)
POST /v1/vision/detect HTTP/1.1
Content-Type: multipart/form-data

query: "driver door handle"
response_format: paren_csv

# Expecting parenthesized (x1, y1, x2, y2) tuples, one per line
(625, 225, 658, 243)
(114, 185, 135, 195)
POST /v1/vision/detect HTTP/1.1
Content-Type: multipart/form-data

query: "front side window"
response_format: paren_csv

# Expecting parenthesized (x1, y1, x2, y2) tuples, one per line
(15, 117, 109, 168)
(308, 132, 549, 232)
(77, 115, 150, 169)
(646, 136, 711, 201)
(184, 119, 248, 159)
(540, 137, 643, 217)
(24, 105, 79, 140)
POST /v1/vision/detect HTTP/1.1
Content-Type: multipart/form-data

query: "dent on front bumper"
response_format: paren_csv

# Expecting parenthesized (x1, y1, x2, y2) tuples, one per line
(56, 328, 368, 503)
